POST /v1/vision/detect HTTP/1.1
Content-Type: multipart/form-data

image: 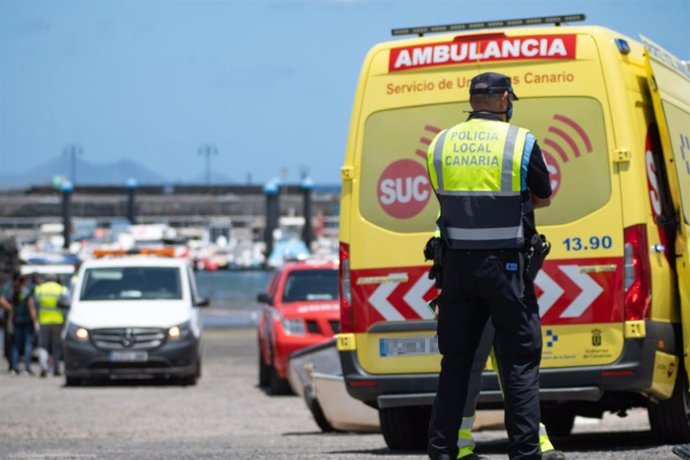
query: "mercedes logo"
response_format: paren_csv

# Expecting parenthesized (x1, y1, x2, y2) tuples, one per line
(121, 328, 135, 348)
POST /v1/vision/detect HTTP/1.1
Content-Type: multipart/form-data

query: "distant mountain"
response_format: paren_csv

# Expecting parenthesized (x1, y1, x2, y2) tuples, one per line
(0, 156, 168, 187)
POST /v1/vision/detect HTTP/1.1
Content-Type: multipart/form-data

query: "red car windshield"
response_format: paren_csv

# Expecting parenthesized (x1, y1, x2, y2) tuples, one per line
(281, 269, 338, 303)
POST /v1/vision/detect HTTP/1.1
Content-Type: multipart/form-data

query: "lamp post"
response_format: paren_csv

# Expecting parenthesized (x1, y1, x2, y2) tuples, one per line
(263, 179, 280, 268)
(301, 176, 314, 250)
(197, 144, 218, 186)
(61, 181, 73, 250)
(126, 178, 137, 224)
(63, 144, 83, 186)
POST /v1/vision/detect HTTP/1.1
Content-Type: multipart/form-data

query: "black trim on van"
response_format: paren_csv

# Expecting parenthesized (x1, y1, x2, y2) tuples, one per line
(340, 320, 678, 408)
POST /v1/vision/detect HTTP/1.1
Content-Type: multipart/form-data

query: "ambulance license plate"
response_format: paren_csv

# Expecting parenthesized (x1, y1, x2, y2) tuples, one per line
(109, 351, 148, 362)
(379, 337, 438, 357)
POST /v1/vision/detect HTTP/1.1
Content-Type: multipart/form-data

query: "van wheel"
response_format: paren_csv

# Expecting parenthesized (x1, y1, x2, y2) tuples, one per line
(258, 346, 270, 387)
(542, 407, 575, 437)
(180, 370, 198, 386)
(379, 406, 430, 451)
(269, 365, 293, 395)
(649, 367, 690, 443)
(65, 376, 81, 387)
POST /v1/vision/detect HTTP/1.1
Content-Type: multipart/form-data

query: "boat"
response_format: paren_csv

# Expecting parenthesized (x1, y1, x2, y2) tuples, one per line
(287, 339, 380, 433)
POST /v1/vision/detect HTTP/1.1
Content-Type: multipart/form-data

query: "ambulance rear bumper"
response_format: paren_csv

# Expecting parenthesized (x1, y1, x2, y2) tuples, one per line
(340, 321, 672, 409)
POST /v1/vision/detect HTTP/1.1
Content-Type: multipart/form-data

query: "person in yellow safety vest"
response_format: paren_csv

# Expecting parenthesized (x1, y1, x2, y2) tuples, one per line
(456, 322, 565, 460)
(426, 72, 554, 460)
(34, 274, 69, 377)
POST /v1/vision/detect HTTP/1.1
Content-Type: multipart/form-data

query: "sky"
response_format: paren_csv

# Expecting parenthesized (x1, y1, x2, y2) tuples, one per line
(1, 0, 688, 185)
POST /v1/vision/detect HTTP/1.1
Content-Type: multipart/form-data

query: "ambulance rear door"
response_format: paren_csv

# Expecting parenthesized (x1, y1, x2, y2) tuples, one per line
(642, 36, 690, 377)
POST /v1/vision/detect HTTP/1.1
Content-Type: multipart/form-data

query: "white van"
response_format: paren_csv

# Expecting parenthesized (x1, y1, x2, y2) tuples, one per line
(63, 255, 207, 385)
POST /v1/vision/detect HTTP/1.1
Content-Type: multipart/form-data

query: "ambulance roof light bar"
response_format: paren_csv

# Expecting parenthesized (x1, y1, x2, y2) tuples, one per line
(392, 14, 586, 37)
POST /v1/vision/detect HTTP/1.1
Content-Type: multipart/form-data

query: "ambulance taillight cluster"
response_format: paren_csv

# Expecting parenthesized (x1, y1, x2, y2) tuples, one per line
(623, 225, 652, 321)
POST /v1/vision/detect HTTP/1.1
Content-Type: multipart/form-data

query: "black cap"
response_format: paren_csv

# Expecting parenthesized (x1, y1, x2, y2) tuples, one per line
(469, 72, 519, 100)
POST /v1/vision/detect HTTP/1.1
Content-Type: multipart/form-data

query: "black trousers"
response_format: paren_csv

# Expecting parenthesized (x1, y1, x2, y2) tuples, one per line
(427, 248, 542, 460)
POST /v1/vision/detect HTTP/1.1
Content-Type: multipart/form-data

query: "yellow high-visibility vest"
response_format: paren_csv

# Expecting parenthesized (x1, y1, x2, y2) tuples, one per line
(427, 117, 529, 249)
(35, 281, 68, 325)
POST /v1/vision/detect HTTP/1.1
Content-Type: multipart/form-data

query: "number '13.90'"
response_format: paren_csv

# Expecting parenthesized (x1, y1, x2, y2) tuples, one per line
(562, 236, 612, 251)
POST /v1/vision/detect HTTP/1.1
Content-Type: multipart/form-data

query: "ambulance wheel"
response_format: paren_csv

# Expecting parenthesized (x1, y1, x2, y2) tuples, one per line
(379, 406, 430, 451)
(542, 408, 575, 437)
(648, 367, 690, 443)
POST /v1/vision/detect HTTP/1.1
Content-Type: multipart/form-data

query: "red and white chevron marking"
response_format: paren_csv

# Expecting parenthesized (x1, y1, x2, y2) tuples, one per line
(535, 258, 623, 325)
(352, 267, 437, 328)
(351, 257, 623, 330)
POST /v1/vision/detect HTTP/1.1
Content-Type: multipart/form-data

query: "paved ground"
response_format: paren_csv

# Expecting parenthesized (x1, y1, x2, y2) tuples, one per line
(0, 327, 685, 459)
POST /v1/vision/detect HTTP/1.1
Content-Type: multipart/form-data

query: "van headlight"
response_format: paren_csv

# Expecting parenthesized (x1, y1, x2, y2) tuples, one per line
(66, 323, 89, 342)
(168, 321, 191, 340)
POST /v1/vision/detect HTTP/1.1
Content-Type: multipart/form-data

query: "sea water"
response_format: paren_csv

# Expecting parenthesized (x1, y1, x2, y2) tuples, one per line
(195, 270, 271, 328)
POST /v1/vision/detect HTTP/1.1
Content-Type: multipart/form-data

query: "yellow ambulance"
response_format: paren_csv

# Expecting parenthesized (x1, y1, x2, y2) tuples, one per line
(336, 14, 690, 449)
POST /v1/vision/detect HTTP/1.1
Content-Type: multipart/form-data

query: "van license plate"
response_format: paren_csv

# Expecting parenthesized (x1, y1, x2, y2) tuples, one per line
(380, 337, 438, 357)
(109, 351, 148, 362)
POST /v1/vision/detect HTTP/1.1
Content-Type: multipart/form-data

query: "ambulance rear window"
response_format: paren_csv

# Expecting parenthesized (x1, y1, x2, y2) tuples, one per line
(358, 97, 610, 230)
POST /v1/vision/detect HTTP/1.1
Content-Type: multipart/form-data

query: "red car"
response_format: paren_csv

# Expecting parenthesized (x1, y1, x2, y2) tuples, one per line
(257, 261, 340, 394)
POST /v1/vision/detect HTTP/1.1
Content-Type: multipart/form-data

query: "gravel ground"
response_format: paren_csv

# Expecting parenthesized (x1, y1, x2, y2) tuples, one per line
(0, 327, 685, 459)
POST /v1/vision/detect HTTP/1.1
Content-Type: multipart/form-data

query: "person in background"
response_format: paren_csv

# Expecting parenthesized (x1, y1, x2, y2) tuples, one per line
(0, 272, 14, 371)
(9, 274, 38, 375)
(34, 274, 69, 377)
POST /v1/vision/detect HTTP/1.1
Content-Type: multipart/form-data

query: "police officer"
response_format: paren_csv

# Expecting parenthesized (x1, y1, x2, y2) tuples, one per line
(34, 274, 69, 377)
(426, 72, 552, 460)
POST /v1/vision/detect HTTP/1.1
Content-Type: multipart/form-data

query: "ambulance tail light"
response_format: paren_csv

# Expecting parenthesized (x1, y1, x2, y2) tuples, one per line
(339, 242, 354, 333)
(624, 224, 651, 321)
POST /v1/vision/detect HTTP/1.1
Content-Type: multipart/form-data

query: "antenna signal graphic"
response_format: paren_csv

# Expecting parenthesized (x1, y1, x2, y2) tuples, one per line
(541, 115, 592, 198)
(415, 125, 441, 161)
(542, 114, 592, 163)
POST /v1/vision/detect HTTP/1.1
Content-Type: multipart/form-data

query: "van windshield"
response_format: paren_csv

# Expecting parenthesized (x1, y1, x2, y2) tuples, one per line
(359, 96, 610, 231)
(80, 267, 183, 301)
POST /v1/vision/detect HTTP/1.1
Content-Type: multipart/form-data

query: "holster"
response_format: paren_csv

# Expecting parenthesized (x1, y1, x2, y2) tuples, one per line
(424, 236, 444, 288)
(525, 233, 551, 281)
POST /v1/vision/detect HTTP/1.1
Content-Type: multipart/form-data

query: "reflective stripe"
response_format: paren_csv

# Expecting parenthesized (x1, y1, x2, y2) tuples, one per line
(447, 225, 523, 241)
(539, 423, 556, 452)
(433, 130, 449, 192)
(460, 416, 475, 430)
(435, 190, 521, 197)
(457, 434, 475, 449)
(501, 124, 519, 192)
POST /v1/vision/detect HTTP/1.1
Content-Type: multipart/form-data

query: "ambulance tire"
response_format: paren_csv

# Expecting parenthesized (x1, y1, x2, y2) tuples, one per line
(648, 367, 690, 443)
(379, 406, 430, 451)
(541, 408, 575, 437)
